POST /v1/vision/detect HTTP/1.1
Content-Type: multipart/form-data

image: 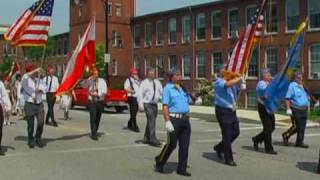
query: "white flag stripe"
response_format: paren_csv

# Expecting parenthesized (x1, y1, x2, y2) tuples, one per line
(7, 11, 32, 39)
(32, 16, 51, 22)
(236, 26, 252, 71)
(25, 25, 50, 31)
(20, 34, 48, 40)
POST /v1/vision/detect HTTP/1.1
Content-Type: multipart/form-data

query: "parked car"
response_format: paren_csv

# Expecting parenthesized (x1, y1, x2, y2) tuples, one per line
(72, 79, 128, 113)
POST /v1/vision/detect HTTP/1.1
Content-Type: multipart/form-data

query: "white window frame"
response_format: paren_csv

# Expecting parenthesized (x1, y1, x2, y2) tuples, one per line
(265, 46, 279, 76)
(211, 10, 222, 40)
(211, 51, 222, 76)
(156, 55, 164, 80)
(108, 2, 112, 16)
(246, 45, 259, 80)
(115, 3, 122, 17)
(182, 54, 191, 80)
(285, 0, 299, 33)
(144, 22, 152, 47)
(111, 59, 118, 76)
(308, 44, 320, 79)
(182, 16, 191, 44)
(196, 52, 206, 80)
(168, 18, 177, 45)
(308, 0, 320, 31)
(156, 20, 164, 46)
(168, 55, 177, 71)
(112, 30, 118, 47)
(196, 13, 206, 41)
(264, 2, 279, 35)
(228, 8, 239, 39)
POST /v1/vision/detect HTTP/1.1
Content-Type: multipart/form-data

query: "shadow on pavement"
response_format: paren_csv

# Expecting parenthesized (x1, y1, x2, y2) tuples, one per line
(163, 162, 179, 174)
(296, 161, 318, 174)
(1, 146, 16, 154)
(273, 141, 296, 147)
(242, 145, 264, 154)
(14, 133, 94, 144)
(202, 152, 224, 164)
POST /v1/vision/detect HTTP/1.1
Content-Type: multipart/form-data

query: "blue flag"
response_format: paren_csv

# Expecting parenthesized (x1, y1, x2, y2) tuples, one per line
(264, 23, 306, 113)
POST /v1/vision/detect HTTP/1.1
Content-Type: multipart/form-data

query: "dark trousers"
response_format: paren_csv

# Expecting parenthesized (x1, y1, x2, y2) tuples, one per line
(25, 102, 45, 141)
(88, 101, 104, 136)
(143, 103, 159, 143)
(0, 106, 3, 146)
(46, 92, 56, 123)
(253, 103, 275, 151)
(283, 107, 307, 145)
(214, 106, 240, 163)
(156, 116, 191, 173)
(128, 96, 138, 128)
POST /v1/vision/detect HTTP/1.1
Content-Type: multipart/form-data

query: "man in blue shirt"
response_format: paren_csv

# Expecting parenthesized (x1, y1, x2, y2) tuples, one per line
(154, 67, 192, 177)
(282, 71, 310, 148)
(213, 65, 244, 166)
(252, 68, 277, 154)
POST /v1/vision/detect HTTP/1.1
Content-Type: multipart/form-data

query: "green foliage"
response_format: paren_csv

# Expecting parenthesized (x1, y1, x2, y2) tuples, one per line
(25, 37, 54, 61)
(95, 43, 105, 78)
(309, 108, 320, 122)
(197, 79, 213, 106)
(0, 56, 13, 77)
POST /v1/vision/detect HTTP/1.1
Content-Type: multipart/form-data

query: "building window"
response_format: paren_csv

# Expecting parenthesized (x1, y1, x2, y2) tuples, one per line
(107, 2, 112, 16)
(182, 55, 191, 79)
(145, 55, 153, 75)
(286, 0, 300, 31)
(248, 46, 259, 78)
(228, 9, 239, 38)
(196, 52, 206, 79)
(265, 47, 278, 76)
(112, 30, 118, 47)
(134, 25, 141, 48)
(212, 51, 223, 75)
(310, 44, 320, 79)
(144, 23, 152, 47)
(308, 0, 320, 29)
(63, 38, 68, 55)
(111, 59, 117, 76)
(156, 20, 164, 46)
(115, 4, 122, 17)
(133, 56, 140, 69)
(182, 16, 191, 43)
(247, 91, 257, 109)
(169, 55, 177, 70)
(265, 3, 278, 33)
(156, 55, 164, 78)
(286, 47, 301, 69)
(211, 10, 222, 39)
(168, 18, 177, 44)
(196, 13, 206, 41)
(246, 5, 257, 25)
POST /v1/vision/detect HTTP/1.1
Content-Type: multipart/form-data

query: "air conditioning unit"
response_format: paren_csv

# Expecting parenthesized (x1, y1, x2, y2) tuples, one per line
(157, 40, 163, 45)
(145, 41, 152, 47)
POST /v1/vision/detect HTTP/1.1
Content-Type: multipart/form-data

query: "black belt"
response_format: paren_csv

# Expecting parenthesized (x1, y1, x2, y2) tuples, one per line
(169, 112, 189, 119)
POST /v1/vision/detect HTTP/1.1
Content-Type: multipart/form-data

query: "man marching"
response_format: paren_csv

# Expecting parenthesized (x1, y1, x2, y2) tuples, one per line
(85, 67, 107, 141)
(21, 64, 46, 148)
(0, 78, 11, 155)
(282, 71, 310, 148)
(124, 68, 140, 132)
(44, 65, 59, 127)
(138, 67, 162, 147)
(154, 67, 192, 177)
(252, 68, 277, 154)
(213, 65, 245, 166)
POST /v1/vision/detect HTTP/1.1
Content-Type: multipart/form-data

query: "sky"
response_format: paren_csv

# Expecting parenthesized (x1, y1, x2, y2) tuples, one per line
(0, 0, 215, 35)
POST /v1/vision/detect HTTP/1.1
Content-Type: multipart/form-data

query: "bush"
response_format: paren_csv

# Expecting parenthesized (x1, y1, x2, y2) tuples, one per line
(196, 79, 213, 106)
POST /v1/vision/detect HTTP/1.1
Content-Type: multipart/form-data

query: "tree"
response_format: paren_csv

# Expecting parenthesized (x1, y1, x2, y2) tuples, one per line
(95, 43, 105, 78)
(0, 56, 13, 78)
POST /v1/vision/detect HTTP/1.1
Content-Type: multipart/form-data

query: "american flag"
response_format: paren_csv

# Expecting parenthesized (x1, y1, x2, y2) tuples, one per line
(225, 0, 266, 75)
(4, 0, 54, 47)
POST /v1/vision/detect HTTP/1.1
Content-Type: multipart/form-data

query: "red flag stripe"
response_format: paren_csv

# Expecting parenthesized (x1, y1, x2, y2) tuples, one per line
(29, 21, 51, 26)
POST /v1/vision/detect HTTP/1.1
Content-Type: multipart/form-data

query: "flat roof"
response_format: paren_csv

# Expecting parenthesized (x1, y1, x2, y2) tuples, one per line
(133, 0, 235, 20)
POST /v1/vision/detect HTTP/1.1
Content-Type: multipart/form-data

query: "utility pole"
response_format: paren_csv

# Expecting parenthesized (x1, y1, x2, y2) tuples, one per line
(103, 0, 110, 84)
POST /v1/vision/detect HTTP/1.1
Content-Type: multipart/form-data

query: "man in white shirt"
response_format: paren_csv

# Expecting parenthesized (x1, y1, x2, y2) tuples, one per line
(44, 65, 59, 127)
(124, 68, 140, 132)
(138, 68, 162, 146)
(21, 64, 46, 148)
(85, 67, 107, 141)
(0, 79, 9, 155)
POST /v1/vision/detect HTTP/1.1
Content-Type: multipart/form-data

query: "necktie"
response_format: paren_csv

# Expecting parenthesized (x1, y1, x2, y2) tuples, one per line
(48, 76, 53, 92)
(152, 80, 156, 101)
(94, 79, 98, 99)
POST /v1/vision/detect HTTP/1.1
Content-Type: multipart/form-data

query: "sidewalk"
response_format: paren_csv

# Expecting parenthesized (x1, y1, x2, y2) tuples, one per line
(158, 104, 319, 127)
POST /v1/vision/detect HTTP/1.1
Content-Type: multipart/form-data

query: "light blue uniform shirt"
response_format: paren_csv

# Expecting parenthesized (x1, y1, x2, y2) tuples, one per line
(162, 82, 189, 113)
(256, 80, 268, 105)
(285, 82, 310, 108)
(214, 78, 240, 110)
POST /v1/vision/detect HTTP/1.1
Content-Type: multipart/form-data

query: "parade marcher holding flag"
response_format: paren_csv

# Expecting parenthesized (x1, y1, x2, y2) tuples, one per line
(213, 65, 245, 166)
(252, 68, 277, 154)
(154, 67, 192, 177)
(44, 65, 59, 127)
(282, 71, 310, 148)
(124, 68, 141, 132)
(21, 64, 46, 148)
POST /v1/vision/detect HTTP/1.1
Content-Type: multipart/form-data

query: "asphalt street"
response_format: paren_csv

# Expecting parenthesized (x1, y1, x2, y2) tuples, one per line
(0, 105, 319, 180)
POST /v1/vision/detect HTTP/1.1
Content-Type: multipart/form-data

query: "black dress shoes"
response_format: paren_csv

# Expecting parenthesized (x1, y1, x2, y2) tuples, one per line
(252, 138, 259, 151)
(177, 171, 192, 177)
(154, 157, 164, 173)
(225, 161, 237, 166)
(28, 140, 35, 149)
(265, 150, 277, 155)
(213, 146, 223, 160)
(91, 135, 99, 141)
(282, 135, 289, 146)
(35, 139, 45, 148)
